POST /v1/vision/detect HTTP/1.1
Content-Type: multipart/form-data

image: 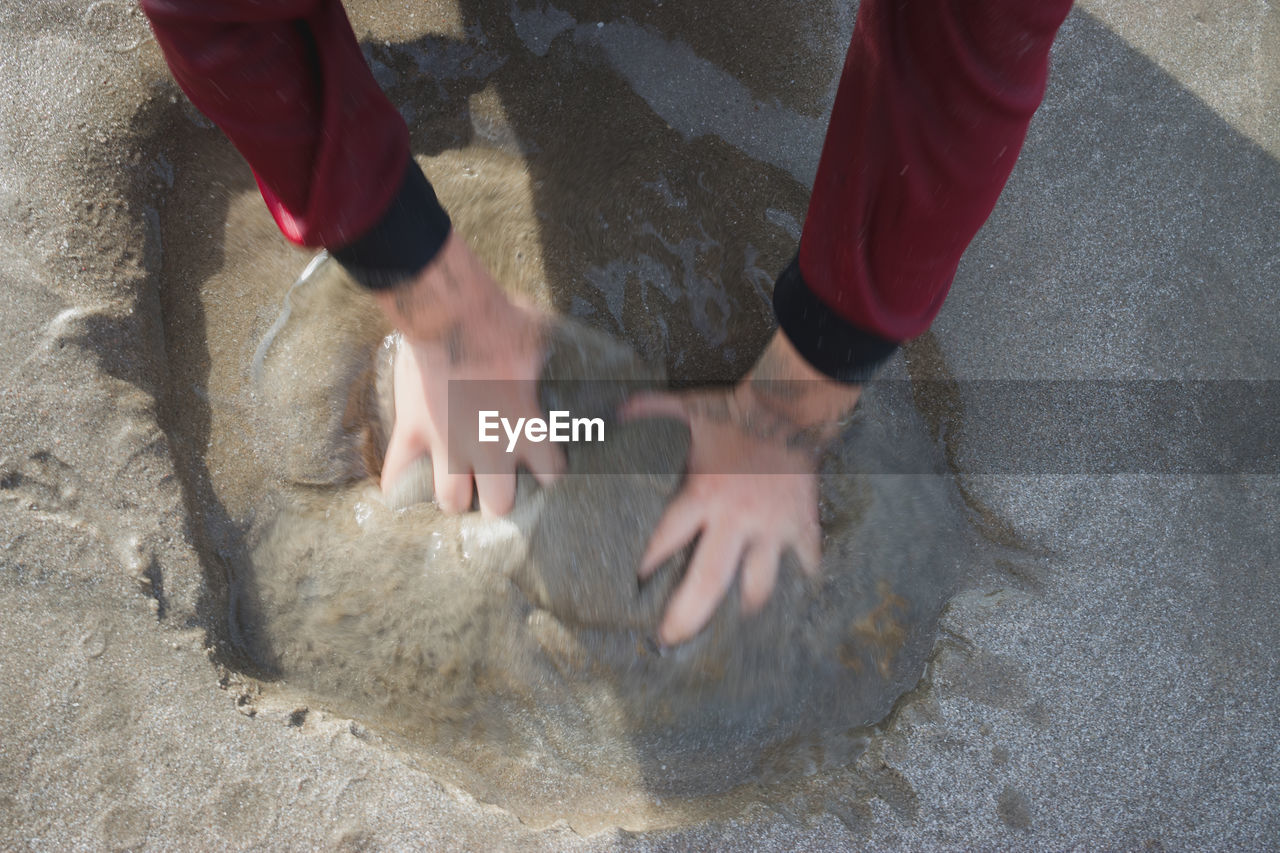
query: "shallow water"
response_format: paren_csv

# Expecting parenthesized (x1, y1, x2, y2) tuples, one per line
(225, 256, 977, 829)
(145, 12, 991, 832)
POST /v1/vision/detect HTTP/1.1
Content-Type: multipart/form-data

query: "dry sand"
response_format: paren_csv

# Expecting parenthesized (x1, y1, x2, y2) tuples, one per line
(1, 0, 1277, 848)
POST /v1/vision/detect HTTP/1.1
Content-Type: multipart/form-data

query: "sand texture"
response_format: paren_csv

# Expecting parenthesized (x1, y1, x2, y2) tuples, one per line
(235, 260, 964, 829)
(1, 0, 1277, 848)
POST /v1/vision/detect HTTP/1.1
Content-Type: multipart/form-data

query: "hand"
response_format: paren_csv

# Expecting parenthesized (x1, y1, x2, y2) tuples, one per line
(371, 232, 564, 516)
(621, 330, 862, 645)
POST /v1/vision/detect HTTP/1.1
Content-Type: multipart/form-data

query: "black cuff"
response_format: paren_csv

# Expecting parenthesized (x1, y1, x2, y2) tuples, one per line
(331, 159, 453, 290)
(771, 255, 899, 383)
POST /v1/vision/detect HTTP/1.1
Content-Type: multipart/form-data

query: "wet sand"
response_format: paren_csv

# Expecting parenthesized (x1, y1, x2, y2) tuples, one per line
(1, 0, 1277, 848)
(231, 256, 974, 831)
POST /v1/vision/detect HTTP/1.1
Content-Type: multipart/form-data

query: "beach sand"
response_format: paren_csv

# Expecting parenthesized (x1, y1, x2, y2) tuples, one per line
(1, 0, 1276, 847)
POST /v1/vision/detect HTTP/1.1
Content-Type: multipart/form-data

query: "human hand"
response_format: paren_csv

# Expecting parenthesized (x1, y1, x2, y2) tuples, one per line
(621, 331, 862, 645)
(371, 232, 564, 516)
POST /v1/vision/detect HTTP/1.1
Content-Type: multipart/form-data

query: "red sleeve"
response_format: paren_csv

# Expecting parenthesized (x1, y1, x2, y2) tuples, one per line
(774, 0, 1073, 380)
(140, 0, 413, 251)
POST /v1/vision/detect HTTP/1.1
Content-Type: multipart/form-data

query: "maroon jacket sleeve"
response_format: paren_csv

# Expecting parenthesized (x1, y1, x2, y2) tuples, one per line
(140, 0, 451, 289)
(774, 0, 1073, 381)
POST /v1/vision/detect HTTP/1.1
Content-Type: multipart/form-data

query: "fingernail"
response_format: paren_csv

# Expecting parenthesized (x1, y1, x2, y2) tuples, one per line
(644, 635, 673, 657)
(658, 624, 684, 648)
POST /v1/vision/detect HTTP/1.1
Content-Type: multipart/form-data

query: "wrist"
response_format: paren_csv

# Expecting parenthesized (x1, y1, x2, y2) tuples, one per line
(372, 231, 514, 344)
(743, 330, 862, 436)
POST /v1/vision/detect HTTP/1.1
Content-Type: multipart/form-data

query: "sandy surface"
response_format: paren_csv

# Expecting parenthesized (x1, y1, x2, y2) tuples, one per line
(1, 0, 1277, 849)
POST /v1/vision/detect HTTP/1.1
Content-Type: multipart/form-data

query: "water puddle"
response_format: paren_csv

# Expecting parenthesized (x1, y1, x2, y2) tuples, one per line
(140, 13, 1002, 833)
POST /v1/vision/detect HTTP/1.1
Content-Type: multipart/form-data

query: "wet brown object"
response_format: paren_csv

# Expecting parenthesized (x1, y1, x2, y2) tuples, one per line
(236, 257, 969, 826)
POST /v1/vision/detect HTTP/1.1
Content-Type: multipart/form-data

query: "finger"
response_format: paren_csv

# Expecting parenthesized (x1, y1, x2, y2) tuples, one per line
(638, 492, 705, 579)
(739, 541, 781, 615)
(473, 470, 517, 519)
(379, 425, 428, 494)
(659, 525, 745, 646)
(433, 455, 474, 514)
(794, 518, 823, 576)
(619, 391, 688, 424)
(520, 433, 567, 488)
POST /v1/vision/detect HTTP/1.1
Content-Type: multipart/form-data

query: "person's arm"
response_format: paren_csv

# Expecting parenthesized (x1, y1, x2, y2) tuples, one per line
(141, 0, 563, 510)
(634, 0, 1074, 645)
(776, 0, 1074, 379)
(140, 0, 450, 275)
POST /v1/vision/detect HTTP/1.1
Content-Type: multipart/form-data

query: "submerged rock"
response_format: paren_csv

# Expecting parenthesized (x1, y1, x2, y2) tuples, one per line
(236, 256, 970, 826)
